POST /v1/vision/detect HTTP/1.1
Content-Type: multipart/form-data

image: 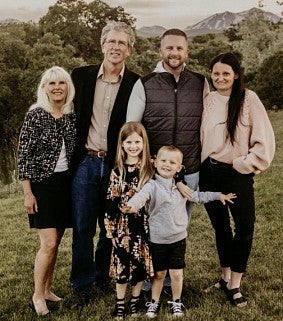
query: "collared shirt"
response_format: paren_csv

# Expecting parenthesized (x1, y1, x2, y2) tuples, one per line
(86, 63, 124, 152)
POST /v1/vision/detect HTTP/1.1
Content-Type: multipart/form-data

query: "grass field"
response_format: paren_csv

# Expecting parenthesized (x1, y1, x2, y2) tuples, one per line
(0, 111, 282, 321)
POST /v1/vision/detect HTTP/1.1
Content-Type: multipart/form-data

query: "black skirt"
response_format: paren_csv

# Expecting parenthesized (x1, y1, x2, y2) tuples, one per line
(29, 171, 72, 229)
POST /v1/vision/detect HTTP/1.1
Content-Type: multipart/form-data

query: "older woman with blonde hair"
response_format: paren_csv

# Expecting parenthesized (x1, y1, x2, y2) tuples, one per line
(18, 66, 76, 316)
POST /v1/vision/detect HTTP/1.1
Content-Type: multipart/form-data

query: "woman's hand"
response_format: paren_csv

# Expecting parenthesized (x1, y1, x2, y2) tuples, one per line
(24, 191, 38, 214)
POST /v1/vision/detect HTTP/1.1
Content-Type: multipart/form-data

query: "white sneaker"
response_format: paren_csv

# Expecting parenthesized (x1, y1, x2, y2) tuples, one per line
(145, 300, 160, 318)
(168, 299, 185, 317)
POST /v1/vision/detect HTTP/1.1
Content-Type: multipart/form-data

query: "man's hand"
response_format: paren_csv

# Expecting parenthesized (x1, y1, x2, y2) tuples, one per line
(176, 182, 193, 199)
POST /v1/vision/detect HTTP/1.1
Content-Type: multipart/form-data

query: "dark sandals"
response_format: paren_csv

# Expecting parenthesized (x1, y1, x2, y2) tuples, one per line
(129, 295, 142, 316)
(225, 287, 247, 307)
(204, 278, 228, 293)
(112, 298, 125, 320)
(112, 295, 142, 319)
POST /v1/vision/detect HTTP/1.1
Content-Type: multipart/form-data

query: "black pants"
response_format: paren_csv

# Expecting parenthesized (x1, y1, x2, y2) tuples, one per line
(199, 158, 255, 273)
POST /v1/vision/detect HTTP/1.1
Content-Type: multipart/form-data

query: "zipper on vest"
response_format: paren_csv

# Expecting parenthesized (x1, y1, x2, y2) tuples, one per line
(173, 85, 178, 145)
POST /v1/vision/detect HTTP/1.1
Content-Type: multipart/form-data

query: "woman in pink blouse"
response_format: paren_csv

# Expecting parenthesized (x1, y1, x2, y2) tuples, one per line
(199, 52, 275, 307)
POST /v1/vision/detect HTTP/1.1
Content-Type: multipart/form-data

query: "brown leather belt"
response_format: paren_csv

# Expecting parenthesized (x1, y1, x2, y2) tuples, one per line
(87, 150, 107, 158)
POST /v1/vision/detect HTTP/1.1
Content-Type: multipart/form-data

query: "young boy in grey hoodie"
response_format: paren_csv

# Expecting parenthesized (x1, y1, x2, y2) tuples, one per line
(123, 145, 236, 318)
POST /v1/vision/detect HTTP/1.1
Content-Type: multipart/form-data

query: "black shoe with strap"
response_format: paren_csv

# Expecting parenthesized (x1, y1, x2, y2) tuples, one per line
(204, 278, 228, 293)
(112, 297, 126, 320)
(129, 295, 142, 316)
(225, 287, 247, 307)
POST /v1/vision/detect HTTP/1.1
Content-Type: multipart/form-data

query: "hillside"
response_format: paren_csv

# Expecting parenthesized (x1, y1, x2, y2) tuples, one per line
(137, 7, 282, 37)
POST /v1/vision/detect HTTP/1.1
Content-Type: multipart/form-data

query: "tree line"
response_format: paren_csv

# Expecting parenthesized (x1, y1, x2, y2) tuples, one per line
(0, 0, 282, 184)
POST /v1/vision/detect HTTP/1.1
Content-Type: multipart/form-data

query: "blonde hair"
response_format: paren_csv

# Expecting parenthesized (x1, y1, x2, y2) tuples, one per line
(30, 66, 75, 114)
(115, 122, 153, 190)
(156, 145, 183, 163)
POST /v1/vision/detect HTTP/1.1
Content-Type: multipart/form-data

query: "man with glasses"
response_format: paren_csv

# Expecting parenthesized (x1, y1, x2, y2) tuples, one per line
(70, 21, 139, 309)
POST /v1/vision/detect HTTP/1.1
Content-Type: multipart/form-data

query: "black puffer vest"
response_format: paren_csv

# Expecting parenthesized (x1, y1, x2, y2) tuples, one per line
(141, 68, 204, 173)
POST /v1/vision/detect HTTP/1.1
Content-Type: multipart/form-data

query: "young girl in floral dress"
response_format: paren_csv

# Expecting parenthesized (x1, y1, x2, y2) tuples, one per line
(104, 122, 154, 319)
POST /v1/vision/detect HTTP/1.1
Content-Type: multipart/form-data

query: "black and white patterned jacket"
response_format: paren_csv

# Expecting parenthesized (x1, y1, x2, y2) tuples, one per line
(18, 107, 76, 183)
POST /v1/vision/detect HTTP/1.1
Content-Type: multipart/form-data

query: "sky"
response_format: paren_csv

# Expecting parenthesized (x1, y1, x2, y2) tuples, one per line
(0, 0, 282, 29)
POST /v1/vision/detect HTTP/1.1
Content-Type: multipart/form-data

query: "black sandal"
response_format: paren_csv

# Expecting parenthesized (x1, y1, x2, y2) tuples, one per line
(226, 287, 247, 307)
(112, 298, 125, 320)
(204, 278, 228, 293)
(129, 295, 141, 316)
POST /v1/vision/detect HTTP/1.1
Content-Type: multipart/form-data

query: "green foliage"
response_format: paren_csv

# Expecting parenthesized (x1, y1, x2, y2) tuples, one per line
(192, 33, 216, 44)
(230, 13, 283, 75)
(0, 28, 30, 184)
(189, 39, 233, 71)
(0, 22, 84, 184)
(39, 0, 136, 63)
(252, 51, 283, 109)
(0, 1, 283, 183)
(224, 25, 243, 42)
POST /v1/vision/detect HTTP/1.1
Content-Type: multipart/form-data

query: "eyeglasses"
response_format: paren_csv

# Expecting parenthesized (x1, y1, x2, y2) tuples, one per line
(104, 39, 128, 48)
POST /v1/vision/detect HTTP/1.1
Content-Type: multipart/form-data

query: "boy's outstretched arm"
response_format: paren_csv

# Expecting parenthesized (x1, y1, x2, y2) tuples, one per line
(219, 193, 237, 205)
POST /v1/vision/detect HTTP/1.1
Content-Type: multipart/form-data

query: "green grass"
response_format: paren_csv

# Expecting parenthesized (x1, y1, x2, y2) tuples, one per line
(0, 111, 282, 321)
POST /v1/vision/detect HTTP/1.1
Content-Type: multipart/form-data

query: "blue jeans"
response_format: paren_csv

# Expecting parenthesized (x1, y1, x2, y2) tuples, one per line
(184, 171, 199, 224)
(70, 155, 112, 291)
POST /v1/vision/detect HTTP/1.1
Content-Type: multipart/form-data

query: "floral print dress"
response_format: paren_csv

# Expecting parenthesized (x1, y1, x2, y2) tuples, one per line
(104, 163, 154, 285)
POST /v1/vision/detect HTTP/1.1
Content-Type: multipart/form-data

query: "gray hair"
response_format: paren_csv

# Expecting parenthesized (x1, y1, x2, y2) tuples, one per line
(100, 20, 135, 48)
(31, 66, 75, 114)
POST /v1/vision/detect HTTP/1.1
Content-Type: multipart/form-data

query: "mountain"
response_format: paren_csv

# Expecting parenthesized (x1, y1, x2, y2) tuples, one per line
(184, 7, 281, 35)
(0, 18, 21, 24)
(137, 7, 282, 38)
(137, 25, 167, 38)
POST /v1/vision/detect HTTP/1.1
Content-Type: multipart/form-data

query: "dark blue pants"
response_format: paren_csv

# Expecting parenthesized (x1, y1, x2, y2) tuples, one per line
(70, 155, 112, 291)
(199, 158, 255, 273)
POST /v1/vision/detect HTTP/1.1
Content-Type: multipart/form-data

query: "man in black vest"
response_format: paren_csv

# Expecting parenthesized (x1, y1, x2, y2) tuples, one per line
(70, 21, 139, 308)
(126, 28, 209, 299)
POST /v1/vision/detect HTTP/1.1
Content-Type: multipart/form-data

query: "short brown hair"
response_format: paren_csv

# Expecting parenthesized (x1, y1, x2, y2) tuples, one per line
(161, 29, 188, 41)
(156, 145, 183, 163)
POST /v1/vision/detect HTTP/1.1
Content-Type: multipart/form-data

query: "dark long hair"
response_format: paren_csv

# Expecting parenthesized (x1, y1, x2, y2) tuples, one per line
(210, 52, 245, 144)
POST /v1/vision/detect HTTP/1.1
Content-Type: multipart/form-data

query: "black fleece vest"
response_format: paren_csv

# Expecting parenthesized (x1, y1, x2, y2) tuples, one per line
(141, 68, 204, 173)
